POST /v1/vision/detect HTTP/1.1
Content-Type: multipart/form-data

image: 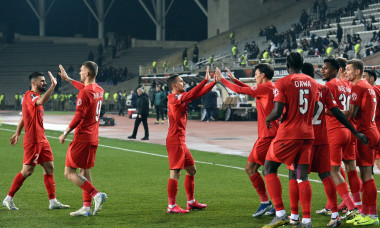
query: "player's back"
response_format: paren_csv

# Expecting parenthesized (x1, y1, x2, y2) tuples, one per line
(313, 84, 337, 145)
(166, 93, 188, 144)
(325, 78, 351, 131)
(22, 90, 47, 143)
(275, 73, 318, 140)
(74, 83, 104, 143)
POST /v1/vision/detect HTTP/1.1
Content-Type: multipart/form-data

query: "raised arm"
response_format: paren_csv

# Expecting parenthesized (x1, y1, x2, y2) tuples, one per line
(36, 71, 57, 106)
(9, 116, 24, 145)
(225, 67, 250, 87)
(221, 77, 253, 95)
(58, 64, 85, 90)
(176, 66, 211, 103)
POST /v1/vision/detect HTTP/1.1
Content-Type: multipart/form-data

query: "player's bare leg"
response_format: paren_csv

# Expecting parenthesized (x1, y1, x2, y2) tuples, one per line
(331, 165, 358, 220)
(3, 165, 34, 210)
(64, 166, 107, 216)
(246, 162, 273, 217)
(40, 161, 69, 209)
(184, 165, 207, 210)
(167, 169, 189, 213)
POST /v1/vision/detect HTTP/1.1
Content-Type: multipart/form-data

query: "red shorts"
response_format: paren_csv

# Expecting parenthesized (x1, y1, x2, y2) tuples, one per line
(356, 128, 380, 166)
(266, 139, 313, 166)
(345, 132, 357, 161)
(310, 144, 331, 173)
(328, 128, 352, 166)
(23, 141, 53, 166)
(166, 144, 195, 169)
(248, 137, 274, 165)
(65, 141, 98, 169)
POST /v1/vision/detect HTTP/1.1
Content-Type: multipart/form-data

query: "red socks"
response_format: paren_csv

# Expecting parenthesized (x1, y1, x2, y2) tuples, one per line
(250, 173, 269, 202)
(80, 181, 99, 197)
(347, 170, 362, 206)
(167, 178, 178, 205)
(185, 175, 194, 201)
(265, 174, 284, 211)
(43, 174, 56, 200)
(336, 182, 355, 210)
(299, 181, 312, 218)
(363, 179, 377, 215)
(322, 176, 337, 213)
(289, 179, 299, 215)
(8, 172, 26, 197)
(83, 190, 92, 207)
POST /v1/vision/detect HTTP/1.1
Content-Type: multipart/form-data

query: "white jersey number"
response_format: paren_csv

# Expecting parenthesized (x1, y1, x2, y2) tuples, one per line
(299, 89, 310, 114)
(338, 93, 350, 111)
(95, 100, 102, 122)
(312, 101, 324, 125)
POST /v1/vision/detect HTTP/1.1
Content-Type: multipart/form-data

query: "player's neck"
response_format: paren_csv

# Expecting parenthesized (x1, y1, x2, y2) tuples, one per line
(31, 87, 41, 95)
(83, 78, 96, 86)
(351, 76, 363, 85)
(171, 88, 182, 95)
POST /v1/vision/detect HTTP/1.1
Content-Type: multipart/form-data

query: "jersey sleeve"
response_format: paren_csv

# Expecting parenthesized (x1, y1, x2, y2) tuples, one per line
(193, 81, 217, 100)
(350, 85, 363, 107)
(72, 80, 85, 90)
(173, 79, 208, 104)
(273, 79, 287, 104)
(24, 92, 39, 107)
(323, 86, 338, 110)
(69, 90, 89, 129)
(221, 78, 262, 97)
(233, 79, 250, 88)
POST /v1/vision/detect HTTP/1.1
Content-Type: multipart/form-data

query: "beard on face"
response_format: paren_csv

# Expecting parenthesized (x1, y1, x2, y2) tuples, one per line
(37, 84, 47, 92)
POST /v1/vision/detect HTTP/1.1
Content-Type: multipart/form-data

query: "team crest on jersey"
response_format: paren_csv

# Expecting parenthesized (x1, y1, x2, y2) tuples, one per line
(31, 94, 39, 102)
(352, 92, 357, 101)
(175, 94, 182, 100)
(77, 98, 82, 106)
(251, 85, 257, 91)
(273, 88, 279, 97)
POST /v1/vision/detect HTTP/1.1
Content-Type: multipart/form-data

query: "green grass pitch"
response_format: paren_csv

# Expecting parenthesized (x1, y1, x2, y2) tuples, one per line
(0, 123, 378, 227)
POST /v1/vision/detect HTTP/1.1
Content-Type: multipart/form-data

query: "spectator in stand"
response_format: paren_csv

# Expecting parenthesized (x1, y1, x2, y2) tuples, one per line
(337, 23, 343, 43)
(152, 59, 157, 73)
(313, 0, 319, 14)
(192, 44, 199, 64)
(182, 48, 188, 60)
(202, 89, 218, 122)
(97, 43, 103, 56)
(112, 45, 117, 59)
(319, 0, 327, 21)
(88, 51, 94, 61)
(230, 31, 235, 44)
(232, 44, 238, 59)
(208, 55, 215, 66)
(163, 60, 169, 72)
(300, 9, 309, 30)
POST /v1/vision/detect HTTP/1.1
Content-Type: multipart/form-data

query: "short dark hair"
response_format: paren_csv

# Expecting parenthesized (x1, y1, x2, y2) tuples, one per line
(82, 61, 98, 77)
(336, 57, 347, 71)
(324, 58, 340, 71)
(29, 72, 44, 81)
(255, 63, 274, 80)
(364, 69, 377, 81)
(347, 59, 364, 74)
(167, 74, 179, 90)
(286, 52, 304, 71)
(302, 62, 315, 78)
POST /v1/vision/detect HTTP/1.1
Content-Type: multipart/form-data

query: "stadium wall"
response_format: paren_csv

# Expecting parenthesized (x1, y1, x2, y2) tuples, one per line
(132, 39, 196, 48)
(14, 34, 102, 46)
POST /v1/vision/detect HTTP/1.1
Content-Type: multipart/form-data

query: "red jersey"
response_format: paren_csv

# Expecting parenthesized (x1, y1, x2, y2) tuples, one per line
(372, 85, 380, 127)
(221, 78, 278, 137)
(325, 78, 351, 131)
(69, 83, 104, 143)
(350, 80, 377, 132)
(312, 84, 338, 145)
(166, 79, 215, 144)
(22, 90, 48, 143)
(274, 73, 318, 140)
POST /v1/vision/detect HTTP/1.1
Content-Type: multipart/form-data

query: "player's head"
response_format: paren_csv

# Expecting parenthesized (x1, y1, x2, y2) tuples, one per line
(80, 61, 98, 82)
(363, 69, 377, 85)
(345, 59, 364, 82)
(286, 52, 303, 73)
(254, 63, 274, 84)
(29, 72, 47, 92)
(167, 74, 185, 93)
(336, 57, 347, 73)
(156, 85, 161, 92)
(137, 87, 144, 96)
(302, 62, 315, 78)
(321, 58, 339, 82)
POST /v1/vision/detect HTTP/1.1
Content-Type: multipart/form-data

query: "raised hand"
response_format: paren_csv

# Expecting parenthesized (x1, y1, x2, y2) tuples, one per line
(225, 67, 237, 81)
(205, 66, 211, 81)
(9, 133, 19, 145)
(48, 71, 57, 87)
(214, 67, 222, 82)
(58, 64, 72, 82)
